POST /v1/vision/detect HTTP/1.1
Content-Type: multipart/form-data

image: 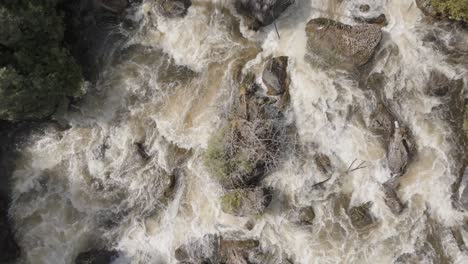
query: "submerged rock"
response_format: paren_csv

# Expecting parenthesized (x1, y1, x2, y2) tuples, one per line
(287, 206, 316, 225)
(305, 18, 382, 70)
(221, 187, 272, 216)
(368, 103, 396, 139)
(387, 125, 415, 177)
(425, 70, 462, 97)
(0, 196, 19, 263)
(155, 0, 192, 18)
(314, 153, 332, 175)
(347, 202, 377, 230)
(383, 183, 404, 215)
(235, 0, 295, 30)
(262, 56, 289, 96)
(75, 249, 119, 264)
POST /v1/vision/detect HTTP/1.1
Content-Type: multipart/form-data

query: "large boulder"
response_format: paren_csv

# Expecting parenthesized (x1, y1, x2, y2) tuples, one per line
(0, 196, 19, 263)
(221, 187, 272, 216)
(75, 249, 119, 264)
(235, 0, 295, 30)
(155, 0, 192, 18)
(204, 73, 291, 189)
(262, 56, 289, 96)
(387, 125, 415, 177)
(368, 103, 396, 139)
(305, 18, 382, 70)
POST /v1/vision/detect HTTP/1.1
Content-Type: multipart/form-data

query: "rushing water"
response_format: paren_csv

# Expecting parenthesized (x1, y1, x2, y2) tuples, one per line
(8, 0, 468, 263)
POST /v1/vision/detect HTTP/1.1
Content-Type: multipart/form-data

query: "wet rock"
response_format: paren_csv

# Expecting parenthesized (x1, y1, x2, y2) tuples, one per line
(359, 4, 370, 13)
(425, 70, 458, 97)
(221, 187, 272, 216)
(314, 153, 332, 175)
(347, 202, 377, 230)
(262, 56, 289, 96)
(287, 206, 315, 225)
(75, 249, 119, 264)
(368, 103, 396, 139)
(305, 18, 382, 70)
(134, 142, 150, 160)
(415, 0, 439, 18)
(0, 195, 20, 263)
(235, 0, 295, 30)
(204, 73, 292, 189)
(387, 125, 415, 177)
(155, 0, 192, 18)
(354, 14, 388, 26)
(383, 183, 404, 215)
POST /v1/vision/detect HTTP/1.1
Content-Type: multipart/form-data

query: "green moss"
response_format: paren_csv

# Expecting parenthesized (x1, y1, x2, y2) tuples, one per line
(431, 0, 468, 21)
(220, 190, 244, 214)
(204, 123, 254, 182)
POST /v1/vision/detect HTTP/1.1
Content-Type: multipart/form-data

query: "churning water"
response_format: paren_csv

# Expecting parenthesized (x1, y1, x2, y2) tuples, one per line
(8, 0, 468, 263)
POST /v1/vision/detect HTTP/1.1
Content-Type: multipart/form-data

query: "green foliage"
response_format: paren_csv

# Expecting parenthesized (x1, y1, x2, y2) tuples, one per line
(0, 0, 83, 121)
(220, 190, 244, 214)
(431, 0, 468, 21)
(204, 124, 255, 183)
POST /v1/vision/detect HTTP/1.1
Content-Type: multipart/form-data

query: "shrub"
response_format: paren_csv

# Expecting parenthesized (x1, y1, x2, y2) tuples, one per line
(431, 0, 468, 21)
(0, 0, 84, 121)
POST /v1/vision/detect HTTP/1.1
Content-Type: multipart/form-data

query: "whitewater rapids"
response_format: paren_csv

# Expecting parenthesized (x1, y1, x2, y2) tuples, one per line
(8, 0, 468, 263)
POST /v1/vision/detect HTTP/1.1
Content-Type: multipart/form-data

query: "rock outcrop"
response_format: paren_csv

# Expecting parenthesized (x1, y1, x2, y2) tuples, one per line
(387, 125, 415, 177)
(305, 18, 382, 70)
(262, 56, 289, 96)
(155, 0, 192, 18)
(221, 187, 272, 216)
(235, 0, 294, 30)
(75, 249, 119, 264)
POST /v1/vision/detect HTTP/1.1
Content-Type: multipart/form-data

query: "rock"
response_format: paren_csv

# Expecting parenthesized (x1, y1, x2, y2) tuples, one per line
(287, 206, 315, 225)
(155, 0, 192, 18)
(175, 235, 264, 264)
(235, 0, 295, 30)
(305, 18, 382, 70)
(415, 0, 438, 18)
(354, 14, 388, 26)
(383, 183, 404, 215)
(368, 103, 396, 139)
(221, 187, 272, 216)
(262, 56, 289, 96)
(359, 4, 370, 13)
(0, 195, 20, 263)
(314, 153, 332, 175)
(387, 124, 415, 177)
(75, 249, 119, 264)
(347, 202, 377, 230)
(425, 70, 452, 96)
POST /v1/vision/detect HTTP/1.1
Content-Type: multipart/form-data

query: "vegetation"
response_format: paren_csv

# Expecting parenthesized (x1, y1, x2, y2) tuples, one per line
(431, 0, 468, 21)
(220, 189, 244, 214)
(0, 0, 84, 121)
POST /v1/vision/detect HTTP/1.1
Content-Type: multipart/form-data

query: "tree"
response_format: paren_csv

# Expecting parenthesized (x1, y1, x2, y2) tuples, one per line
(0, 0, 83, 121)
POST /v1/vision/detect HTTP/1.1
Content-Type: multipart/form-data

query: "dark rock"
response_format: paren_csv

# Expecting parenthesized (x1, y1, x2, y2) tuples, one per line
(75, 249, 119, 264)
(354, 14, 388, 26)
(305, 18, 382, 70)
(383, 183, 404, 215)
(134, 142, 150, 160)
(155, 0, 192, 18)
(287, 206, 315, 225)
(235, 0, 295, 30)
(262, 56, 289, 96)
(415, 0, 441, 19)
(387, 125, 415, 177)
(425, 70, 452, 96)
(368, 103, 396, 139)
(98, 0, 129, 13)
(359, 4, 370, 13)
(221, 187, 272, 216)
(0, 195, 20, 263)
(347, 202, 377, 230)
(314, 153, 332, 175)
